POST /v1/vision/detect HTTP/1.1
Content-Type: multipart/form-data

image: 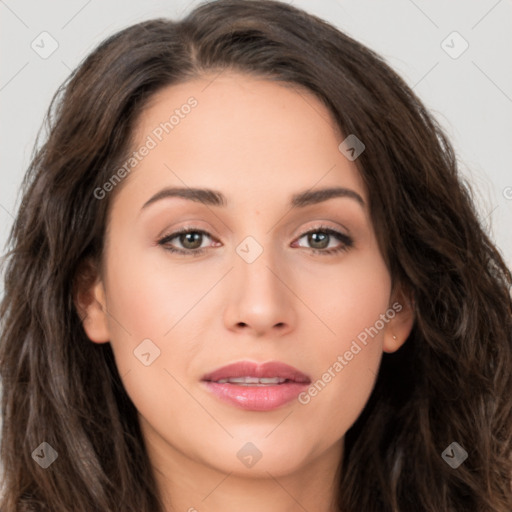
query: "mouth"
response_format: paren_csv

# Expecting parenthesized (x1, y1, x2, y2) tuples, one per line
(201, 361, 311, 411)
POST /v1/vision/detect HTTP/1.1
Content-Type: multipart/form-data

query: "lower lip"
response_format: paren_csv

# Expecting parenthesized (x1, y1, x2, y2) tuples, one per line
(202, 381, 309, 411)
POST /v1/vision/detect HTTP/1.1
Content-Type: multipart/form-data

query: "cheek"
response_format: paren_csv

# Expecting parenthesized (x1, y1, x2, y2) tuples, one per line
(101, 241, 214, 409)
(103, 240, 208, 339)
(296, 249, 391, 437)
(100, 243, 177, 377)
(101, 252, 195, 433)
(302, 242, 391, 347)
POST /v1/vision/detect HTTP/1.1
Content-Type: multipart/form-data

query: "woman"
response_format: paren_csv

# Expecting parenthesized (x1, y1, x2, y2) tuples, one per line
(1, 1, 511, 510)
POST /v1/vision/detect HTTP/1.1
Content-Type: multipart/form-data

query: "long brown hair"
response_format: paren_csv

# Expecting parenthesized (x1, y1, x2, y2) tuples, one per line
(1, 1, 511, 510)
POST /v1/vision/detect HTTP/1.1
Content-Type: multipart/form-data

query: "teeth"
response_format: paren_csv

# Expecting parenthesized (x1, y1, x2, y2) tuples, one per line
(215, 376, 287, 385)
(259, 377, 286, 384)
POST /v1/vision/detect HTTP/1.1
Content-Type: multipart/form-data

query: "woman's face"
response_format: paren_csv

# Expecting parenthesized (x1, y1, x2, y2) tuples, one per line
(80, 72, 412, 481)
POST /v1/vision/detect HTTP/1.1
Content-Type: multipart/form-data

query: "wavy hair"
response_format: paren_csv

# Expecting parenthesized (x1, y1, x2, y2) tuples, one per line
(1, 1, 511, 510)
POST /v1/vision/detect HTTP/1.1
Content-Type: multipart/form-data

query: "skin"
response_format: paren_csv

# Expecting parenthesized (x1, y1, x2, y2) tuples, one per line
(77, 71, 414, 512)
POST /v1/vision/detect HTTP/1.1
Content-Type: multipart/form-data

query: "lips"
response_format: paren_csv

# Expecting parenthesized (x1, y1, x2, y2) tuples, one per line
(201, 361, 311, 411)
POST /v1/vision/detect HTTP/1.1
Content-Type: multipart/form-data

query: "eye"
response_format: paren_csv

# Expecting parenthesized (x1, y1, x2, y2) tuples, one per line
(158, 228, 216, 257)
(157, 225, 353, 257)
(293, 226, 353, 256)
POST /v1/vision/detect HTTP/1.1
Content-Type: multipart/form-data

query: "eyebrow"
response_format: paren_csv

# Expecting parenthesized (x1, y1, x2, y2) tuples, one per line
(140, 186, 365, 211)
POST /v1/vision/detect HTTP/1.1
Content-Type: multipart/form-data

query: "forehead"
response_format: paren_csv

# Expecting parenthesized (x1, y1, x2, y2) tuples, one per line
(118, 72, 367, 210)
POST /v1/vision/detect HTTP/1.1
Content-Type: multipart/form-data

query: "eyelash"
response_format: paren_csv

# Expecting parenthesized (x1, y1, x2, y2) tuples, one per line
(157, 225, 353, 257)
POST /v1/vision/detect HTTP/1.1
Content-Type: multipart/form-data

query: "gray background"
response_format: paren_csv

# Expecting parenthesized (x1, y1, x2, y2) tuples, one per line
(0, 0, 511, 477)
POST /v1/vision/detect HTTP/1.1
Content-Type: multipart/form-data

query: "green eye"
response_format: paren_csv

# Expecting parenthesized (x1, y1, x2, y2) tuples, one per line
(158, 226, 353, 256)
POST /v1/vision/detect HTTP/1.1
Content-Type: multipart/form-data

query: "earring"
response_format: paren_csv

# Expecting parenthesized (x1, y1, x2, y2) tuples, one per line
(392, 335, 397, 341)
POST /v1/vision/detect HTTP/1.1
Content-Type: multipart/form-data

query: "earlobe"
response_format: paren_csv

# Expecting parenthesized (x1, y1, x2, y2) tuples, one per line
(73, 260, 111, 344)
(383, 288, 415, 353)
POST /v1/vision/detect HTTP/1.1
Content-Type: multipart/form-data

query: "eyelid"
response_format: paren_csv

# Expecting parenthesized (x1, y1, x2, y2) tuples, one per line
(295, 222, 351, 239)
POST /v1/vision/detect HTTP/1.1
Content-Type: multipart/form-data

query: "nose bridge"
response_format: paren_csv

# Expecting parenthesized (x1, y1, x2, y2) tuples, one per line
(229, 202, 294, 291)
(234, 233, 280, 292)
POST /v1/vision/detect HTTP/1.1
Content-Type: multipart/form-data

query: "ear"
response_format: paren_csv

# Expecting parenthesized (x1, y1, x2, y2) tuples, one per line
(73, 258, 110, 344)
(382, 283, 415, 353)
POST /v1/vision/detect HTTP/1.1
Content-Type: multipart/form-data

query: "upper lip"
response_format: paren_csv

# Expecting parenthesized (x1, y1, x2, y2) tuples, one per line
(202, 361, 311, 383)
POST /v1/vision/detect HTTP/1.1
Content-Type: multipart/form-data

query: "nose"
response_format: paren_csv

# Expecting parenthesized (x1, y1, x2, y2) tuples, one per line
(223, 241, 296, 337)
